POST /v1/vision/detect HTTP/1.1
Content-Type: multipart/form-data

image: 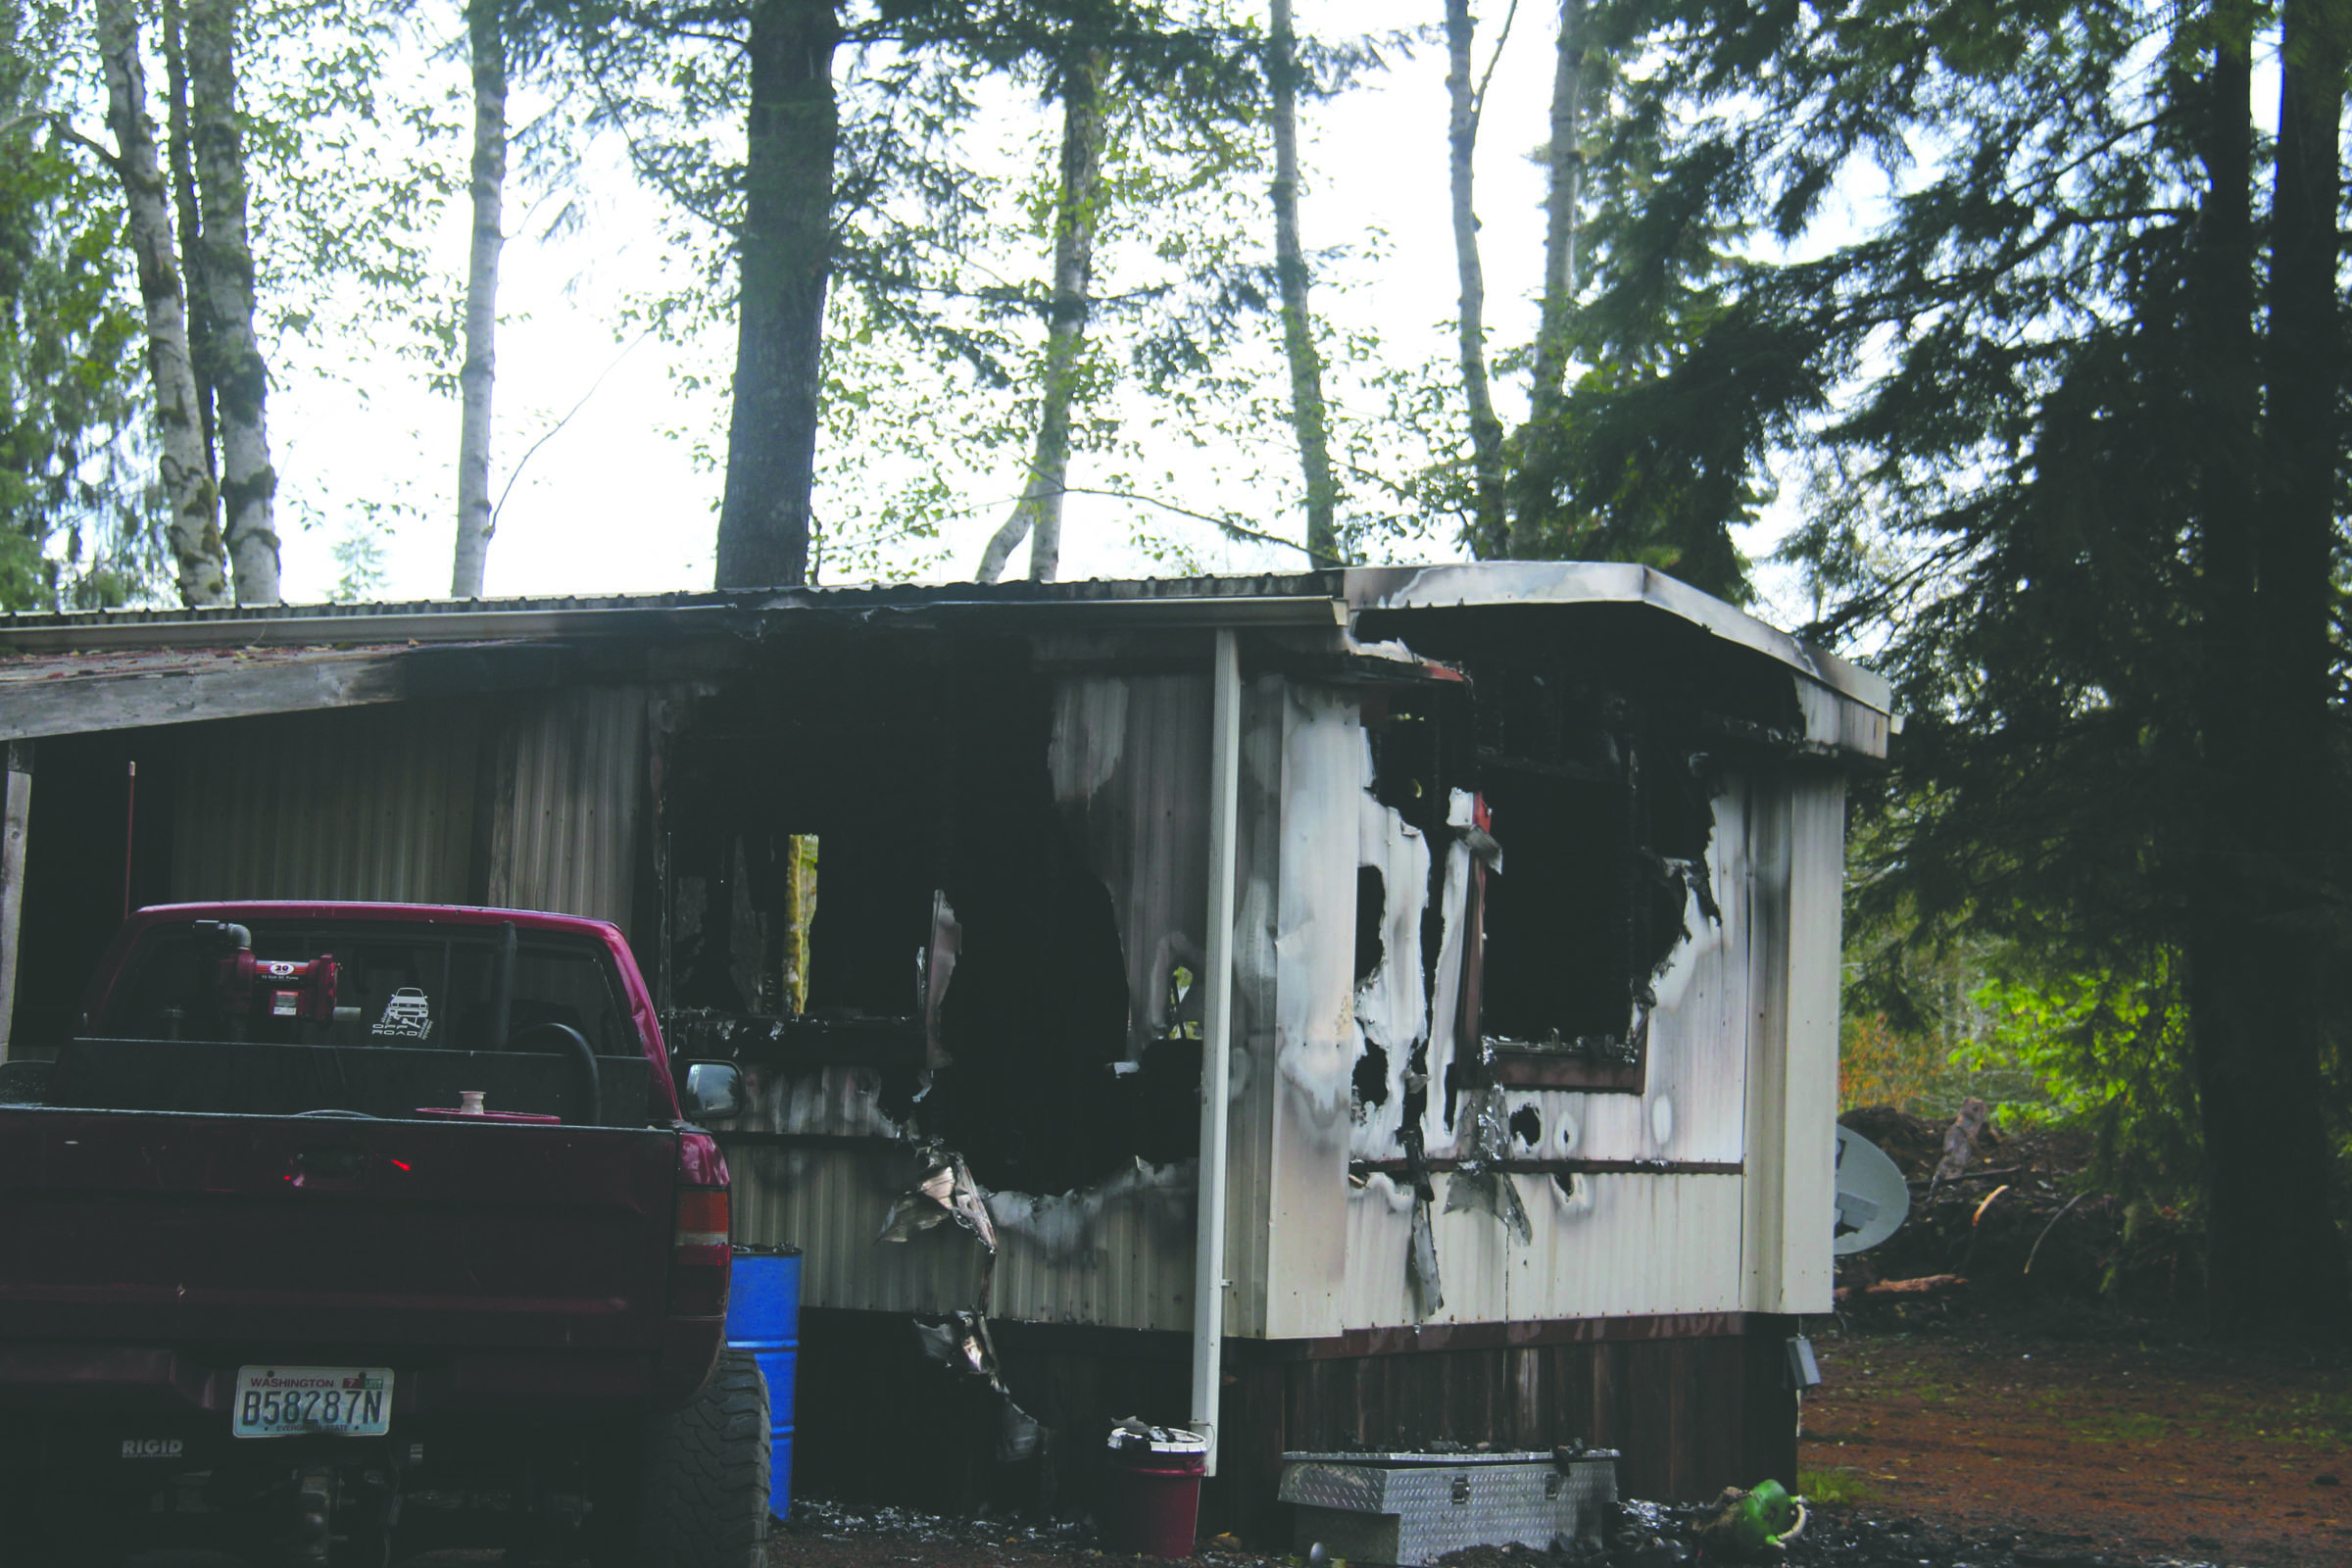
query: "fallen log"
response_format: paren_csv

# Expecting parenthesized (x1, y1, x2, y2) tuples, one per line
(1833, 1273, 1969, 1303)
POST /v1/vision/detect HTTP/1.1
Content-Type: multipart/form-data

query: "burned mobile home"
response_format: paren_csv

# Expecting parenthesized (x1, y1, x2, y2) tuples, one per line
(0, 565, 1889, 1534)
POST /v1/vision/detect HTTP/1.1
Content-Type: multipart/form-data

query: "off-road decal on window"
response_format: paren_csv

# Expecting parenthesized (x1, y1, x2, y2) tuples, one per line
(371, 987, 433, 1041)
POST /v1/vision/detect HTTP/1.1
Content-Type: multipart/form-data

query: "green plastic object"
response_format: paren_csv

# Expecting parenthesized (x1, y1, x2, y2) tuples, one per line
(1698, 1479, 1803, 1558)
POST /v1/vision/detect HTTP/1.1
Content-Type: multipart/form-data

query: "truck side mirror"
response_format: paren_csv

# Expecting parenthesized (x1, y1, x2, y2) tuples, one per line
(680, 1061, 744, 1121)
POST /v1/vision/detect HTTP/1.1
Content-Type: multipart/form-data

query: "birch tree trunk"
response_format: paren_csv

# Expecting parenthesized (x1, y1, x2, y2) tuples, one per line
(160, 0, 217, 486)
(1444, 0, 1508, 556)
(451, 0, 507, 599)
(1269, 0, 1340, 567)
(186, 0, 277, 604)
(976, 46, 1105, 585)
(715, 0, 839, 591)
(93, 0, 228, 607)
(1509, 0, 1585, 556)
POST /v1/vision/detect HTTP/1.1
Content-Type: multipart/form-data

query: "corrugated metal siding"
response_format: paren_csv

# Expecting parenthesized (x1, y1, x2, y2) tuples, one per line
(1224, 673, 1290, 1340)
(1049, 673, 1212, 1061)
(725, 1141, 1197, 1331)
(728, 1143, 988, 1313)
(172, 703, 479, 903)
(1335, 1172, 1746, 1325)
(171, 687, 647, 933)
(986, 1167, 1197, 1329)
(486, 686, 645, 929)
(1773, 775, 1845, 1314)
(1260, 682, 1364, 1339)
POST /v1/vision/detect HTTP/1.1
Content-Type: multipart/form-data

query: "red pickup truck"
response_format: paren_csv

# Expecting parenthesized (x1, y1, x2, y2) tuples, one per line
(0, 903, 767, 1567)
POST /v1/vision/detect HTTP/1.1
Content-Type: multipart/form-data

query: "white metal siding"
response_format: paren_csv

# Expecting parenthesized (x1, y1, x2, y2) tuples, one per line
(1775, 775, 1845, 1312)
(1260, 683, 1363, 1338)
(1337, 1171, 1748, 1325)
(1256, 681, 1803, 1332)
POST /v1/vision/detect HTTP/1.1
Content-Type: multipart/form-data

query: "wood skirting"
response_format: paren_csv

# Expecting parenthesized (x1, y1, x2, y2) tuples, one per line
(792, 1307, 1802, 1543)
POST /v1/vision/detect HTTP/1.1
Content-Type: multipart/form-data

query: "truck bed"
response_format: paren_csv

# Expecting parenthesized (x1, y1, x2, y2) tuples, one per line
(0, 1105, 680, 1355)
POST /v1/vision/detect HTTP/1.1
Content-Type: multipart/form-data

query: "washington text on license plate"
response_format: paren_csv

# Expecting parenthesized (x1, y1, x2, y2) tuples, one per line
(232, 1366, 394, 1439)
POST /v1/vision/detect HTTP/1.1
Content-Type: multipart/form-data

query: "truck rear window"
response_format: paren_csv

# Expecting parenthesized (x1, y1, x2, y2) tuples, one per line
(101, 920, 642, 1058)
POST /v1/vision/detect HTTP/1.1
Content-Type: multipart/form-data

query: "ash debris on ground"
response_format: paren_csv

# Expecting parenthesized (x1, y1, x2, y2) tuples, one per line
(769, 1499, 2205, 1568)
(1428, 1501, 2215, 1568)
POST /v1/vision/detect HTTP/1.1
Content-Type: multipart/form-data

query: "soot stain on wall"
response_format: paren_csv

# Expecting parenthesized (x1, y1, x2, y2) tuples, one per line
(662, 635, 1202, 1200)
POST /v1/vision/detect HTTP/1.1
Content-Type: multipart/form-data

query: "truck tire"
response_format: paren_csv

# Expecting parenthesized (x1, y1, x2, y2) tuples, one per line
(627, 1348, 770, 1568)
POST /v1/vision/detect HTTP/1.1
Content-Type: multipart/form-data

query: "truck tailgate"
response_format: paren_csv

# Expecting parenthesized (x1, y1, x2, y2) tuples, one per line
(0, 1108, 679, 1350)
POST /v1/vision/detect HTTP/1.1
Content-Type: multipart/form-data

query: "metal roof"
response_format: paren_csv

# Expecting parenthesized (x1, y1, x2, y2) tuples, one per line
(0, 564, 1892, 743)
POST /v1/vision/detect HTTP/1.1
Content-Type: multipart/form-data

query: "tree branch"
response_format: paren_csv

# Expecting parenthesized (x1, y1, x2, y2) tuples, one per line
(43, 114, 125, 175)
(1471, 0, 1521, 131)
(489, 327, 653, 536)
(1057, 484, 1341, 566)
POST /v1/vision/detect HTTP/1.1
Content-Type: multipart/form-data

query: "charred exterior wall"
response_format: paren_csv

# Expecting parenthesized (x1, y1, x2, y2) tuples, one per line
(698, 639, 1265, 1333)
(1250, 603, 1848, 1332)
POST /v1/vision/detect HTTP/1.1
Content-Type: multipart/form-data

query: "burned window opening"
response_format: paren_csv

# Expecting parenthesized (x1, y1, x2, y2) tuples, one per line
(1465, 676, 1721, 1093)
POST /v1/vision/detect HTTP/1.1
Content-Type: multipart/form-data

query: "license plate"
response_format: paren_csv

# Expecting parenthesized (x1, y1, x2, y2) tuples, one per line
(231, 1366, 394, 1439)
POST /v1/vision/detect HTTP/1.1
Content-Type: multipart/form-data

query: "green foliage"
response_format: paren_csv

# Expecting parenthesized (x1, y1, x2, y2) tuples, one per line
(1957, 953, 2205, 1211)
(240, 0, 466, 389)
(0, 0, 169, 609)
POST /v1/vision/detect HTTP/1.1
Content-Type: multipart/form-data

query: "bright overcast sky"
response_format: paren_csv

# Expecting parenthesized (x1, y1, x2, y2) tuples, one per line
(260, 0, 1810, 622)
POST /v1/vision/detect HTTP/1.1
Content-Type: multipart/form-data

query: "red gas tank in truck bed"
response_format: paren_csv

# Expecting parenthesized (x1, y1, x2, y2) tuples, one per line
(0, 903, 733, 1420)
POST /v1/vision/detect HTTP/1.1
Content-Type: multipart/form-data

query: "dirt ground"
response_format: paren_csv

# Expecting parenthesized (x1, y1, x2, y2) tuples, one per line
(753, 1317, 2352, 1568)
(1796, 1321, 2352, 1568)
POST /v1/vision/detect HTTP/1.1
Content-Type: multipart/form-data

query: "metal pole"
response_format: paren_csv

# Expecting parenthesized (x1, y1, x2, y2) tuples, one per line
(1189, 628, 1243, 1474)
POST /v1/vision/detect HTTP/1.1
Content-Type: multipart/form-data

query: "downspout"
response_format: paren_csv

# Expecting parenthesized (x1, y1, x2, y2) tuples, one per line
(1189, 627, 1243, 1474)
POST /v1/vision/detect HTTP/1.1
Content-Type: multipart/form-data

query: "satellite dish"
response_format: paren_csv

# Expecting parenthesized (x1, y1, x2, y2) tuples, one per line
(1833, 1125, 1910, 1254)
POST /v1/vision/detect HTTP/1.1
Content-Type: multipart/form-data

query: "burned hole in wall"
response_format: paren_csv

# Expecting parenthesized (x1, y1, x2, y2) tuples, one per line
(1474, 680, 1718, 1064)
(660, 636, 1204, 1199)
(1353, 614, 1751, 1096)
(1354, 865, 1387, 983)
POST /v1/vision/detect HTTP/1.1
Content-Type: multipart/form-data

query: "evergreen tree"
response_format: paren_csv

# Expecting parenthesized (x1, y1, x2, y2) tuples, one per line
(1555, 0, 2349, 1333)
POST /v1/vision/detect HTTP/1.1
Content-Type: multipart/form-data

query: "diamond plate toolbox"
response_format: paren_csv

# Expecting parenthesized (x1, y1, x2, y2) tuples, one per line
(1277, 1450, 1620, 1566)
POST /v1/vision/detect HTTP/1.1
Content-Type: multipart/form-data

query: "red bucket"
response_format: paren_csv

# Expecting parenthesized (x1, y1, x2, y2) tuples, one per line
(1100, 1425, 1207, 1558)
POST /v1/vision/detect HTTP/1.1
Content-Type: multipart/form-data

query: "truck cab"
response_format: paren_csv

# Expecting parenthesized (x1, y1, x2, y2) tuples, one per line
(0, 902, 767, 1566)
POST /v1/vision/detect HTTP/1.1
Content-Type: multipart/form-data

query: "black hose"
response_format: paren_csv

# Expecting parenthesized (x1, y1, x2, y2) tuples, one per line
(515, 1022, 601, 1126)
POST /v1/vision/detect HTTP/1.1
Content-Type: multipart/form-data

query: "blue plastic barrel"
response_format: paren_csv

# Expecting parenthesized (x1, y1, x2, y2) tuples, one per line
(725, 1246, 801, 1520)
